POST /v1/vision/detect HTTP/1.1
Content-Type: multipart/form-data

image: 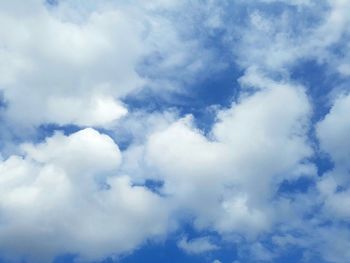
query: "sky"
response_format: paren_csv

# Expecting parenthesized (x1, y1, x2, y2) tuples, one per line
(0, 0, 350, 262)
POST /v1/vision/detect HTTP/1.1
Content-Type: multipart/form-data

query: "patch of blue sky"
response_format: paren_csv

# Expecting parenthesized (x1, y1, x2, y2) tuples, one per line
(50, 223, 238, 263)
(48, 232, 323, 263)
(125, 63, 241, 131)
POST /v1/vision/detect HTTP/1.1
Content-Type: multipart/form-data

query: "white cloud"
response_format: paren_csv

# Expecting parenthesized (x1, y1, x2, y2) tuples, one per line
(249, 242, 275, 262)
(145, 74, 313, 237)
(226, 0, 350, 79)
(0, 1, 143, 127)
(0, 0, 219, 129)
(316, 93, 350, 222)
(317, 93, 350, 178)
(0, 128, 170, 262)
(178, 236, 219, 254)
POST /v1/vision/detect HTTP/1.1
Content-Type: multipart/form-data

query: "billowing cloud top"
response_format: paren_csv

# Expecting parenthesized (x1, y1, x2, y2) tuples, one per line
(0, 0, 349, 263)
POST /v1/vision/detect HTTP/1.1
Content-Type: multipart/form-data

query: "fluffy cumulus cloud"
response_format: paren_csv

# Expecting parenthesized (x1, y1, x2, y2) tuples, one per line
(0, 129, 170, 262)
(0, 0, 216, 129)
(0, 0, 350, 263)
(0, 0, 137, 127)
(145, 77, 313, 237)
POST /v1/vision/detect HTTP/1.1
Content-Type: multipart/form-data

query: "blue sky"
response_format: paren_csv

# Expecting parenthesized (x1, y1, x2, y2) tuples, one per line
(0, 0, 349, 263)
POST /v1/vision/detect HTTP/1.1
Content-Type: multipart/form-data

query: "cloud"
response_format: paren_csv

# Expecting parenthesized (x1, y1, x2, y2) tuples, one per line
(0, 128, 170, 262)
(0, 0, 219, 129)
(224, 0, 350, 80)
(315, 92, 350, 225)
(0, 0, 142, 127)
(145, 73, 314, 237)
(317, 93, 350, 177)
(177, 236, 219, 254)
(249, 242, 276, 262)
